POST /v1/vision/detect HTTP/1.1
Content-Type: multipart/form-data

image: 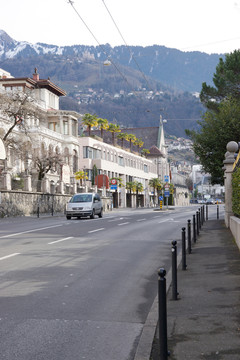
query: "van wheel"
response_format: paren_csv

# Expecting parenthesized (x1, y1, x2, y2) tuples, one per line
(90, 209, 95, 219)
(66, 215, 71, 220)
(98, 209, 103, 218)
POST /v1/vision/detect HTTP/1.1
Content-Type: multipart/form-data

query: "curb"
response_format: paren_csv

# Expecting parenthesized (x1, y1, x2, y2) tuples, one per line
(133, 247, 183, 360)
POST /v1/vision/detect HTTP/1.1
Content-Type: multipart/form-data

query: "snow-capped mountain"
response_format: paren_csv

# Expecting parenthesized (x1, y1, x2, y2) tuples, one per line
(0, 30, 65, 59)
(0, 29, 222, 92)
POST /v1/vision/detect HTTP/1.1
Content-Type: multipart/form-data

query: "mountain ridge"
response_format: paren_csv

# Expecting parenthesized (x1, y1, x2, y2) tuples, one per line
(0, 30, 221, 138)
(0, 30, 223, 92)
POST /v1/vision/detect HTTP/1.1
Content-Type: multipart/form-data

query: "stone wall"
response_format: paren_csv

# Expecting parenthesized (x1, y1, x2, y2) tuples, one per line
(0, 191, 112, 218)
(229, 216, 240, 251)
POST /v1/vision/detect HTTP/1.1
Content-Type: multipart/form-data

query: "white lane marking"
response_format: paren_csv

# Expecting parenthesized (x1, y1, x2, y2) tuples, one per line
(158, 218, 180, 224)
(118, 222, 130, 226)
(48, 237, 73, 245)
(88, 228, 105, 233)
(0, 224, 63, 239)
(137, 218, 146, 222)
(0, 253, 21, 261)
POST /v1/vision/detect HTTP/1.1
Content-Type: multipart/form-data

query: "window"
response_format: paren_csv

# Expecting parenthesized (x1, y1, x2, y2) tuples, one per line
(72, 120, 77, 136)
(144, 164, 148, 173)
(83, 146, 100, 159)
(118, 156, 124, 166)
(49, 122, 59, 132)
(49, 93, 55, 108)
(63, 121, 68, 135)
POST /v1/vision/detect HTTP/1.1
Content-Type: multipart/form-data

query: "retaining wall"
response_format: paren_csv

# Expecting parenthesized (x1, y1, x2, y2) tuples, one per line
(0, 191, 112, 218)
(230, 216, 240, 251)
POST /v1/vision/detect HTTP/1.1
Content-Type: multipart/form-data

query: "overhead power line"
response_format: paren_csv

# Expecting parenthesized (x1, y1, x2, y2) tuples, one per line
(101, 0, 152, 90)
(67, 0, 139, 96)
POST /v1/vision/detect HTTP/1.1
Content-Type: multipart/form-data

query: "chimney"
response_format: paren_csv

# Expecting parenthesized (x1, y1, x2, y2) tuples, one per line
(32, 67, 39, 81)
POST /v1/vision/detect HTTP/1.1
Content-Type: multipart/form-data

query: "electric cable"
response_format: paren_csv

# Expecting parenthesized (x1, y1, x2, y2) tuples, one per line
(66, 1, 201, 125)
(101, 0, 152, 90)
(67, 0, 139, 97)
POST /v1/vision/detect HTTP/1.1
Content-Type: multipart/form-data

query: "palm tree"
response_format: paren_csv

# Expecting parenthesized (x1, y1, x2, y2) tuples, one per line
(149, 178, 162, 206)
(126, 181, 135, 207)
(75, 170, 88, 186)
(108, 123, 121, 145)
(117, 132, 129, 148)
(82, 113, 98, 136)
(126, 133, 136, 152)
(134, 138, 144, 154)
(141, 148, 150, 157)
(133, 181, 144, 208)
(97, 118, 109, 138)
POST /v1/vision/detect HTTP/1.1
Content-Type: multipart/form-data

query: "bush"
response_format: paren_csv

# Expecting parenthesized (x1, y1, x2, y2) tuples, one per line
(232, 167, 240, 217)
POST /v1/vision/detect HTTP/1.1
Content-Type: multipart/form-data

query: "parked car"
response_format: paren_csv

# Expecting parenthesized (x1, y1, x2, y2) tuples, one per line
(66, 193, 103, 220)
(206, 198, 215, 205)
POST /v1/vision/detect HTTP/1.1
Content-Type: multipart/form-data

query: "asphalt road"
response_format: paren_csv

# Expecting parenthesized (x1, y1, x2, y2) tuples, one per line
(0, 205, 222, 360)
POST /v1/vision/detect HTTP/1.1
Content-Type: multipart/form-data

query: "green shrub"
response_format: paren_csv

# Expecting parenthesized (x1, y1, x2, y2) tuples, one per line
(232, 167, 240, 217)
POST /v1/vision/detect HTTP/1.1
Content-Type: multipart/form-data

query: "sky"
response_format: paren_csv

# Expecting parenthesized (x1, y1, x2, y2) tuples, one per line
(1, 0, 240, 54)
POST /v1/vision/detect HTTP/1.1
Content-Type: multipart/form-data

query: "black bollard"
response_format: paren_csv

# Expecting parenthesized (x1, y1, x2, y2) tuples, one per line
(181, 227, 187, 270)
(196, 211, 199, 236)
(187, 219, 192, 254)
(171, 241, 178, 300)
(37, 204, 40, 218)
(158, 268, 169, 360)
(206, 204, 208, 220)
(203, 205, 205, 223)
(201, 206, 204, 226)
(198, 208, 202, 230)
(217, 204, 219, 219)
(193, 214, 196, 243)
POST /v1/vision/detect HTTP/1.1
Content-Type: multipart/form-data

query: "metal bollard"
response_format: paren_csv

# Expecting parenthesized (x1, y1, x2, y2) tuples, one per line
(217, 204, 219, 219)
(203, 205, 205, 223)
(171, 241, 178, 300)
(182, 227, 187, 270)
(206, 204, 208, 220)
(196, 211, 199, 236)
(37, 204, 40, 218)
(193, 214, 196, 243)
(198, 208, 202, 230)
(158, 268, 169, 360)
(187, 219, 192, 254)
(201, 206, 204, 226)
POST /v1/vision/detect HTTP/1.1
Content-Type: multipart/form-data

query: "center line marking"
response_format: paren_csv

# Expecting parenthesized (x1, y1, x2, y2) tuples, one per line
(118, 222, 129, 226)
(0, 253, 21, 261)
(137, 218, 146, 222)
(88, 228, 105, 233)
(48, 237, 73, 245)
(0, 224, 63, 239)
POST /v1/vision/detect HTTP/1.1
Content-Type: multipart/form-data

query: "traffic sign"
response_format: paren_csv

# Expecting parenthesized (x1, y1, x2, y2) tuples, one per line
(110, 179, 117, 185)
(164, 190, 170, 197)
(164, 184, 170, 189)
(164, 175, 169, 182)
(110, 185, 117, 190)
(159, 196, 163, 201)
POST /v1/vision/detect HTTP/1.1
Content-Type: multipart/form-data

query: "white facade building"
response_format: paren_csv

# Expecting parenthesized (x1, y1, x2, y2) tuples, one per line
(78, 136, 158, 207)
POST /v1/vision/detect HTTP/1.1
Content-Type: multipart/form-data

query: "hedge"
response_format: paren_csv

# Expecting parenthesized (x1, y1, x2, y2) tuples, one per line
(232, 167, 240, 217)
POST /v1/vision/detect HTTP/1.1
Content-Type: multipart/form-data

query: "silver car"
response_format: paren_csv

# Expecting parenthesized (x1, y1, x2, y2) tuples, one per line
(66, 193, 103, 220)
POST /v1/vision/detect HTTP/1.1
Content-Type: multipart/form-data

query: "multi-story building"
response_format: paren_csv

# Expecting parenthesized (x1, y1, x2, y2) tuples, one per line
(0, 68, 80, 192)
(79, 136, 158, 207)
(0, 68, 168, 209)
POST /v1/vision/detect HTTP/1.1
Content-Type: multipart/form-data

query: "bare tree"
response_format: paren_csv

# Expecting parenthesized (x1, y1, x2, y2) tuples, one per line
(0, 90, 46, 142)
(33, 152, 64, 184)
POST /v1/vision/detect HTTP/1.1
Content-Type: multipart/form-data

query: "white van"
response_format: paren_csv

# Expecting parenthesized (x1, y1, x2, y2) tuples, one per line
(66, 193, 103, 220)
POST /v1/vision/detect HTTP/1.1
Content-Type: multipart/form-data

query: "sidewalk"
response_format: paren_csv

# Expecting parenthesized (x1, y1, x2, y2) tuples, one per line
(151, 219, 240, 360)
